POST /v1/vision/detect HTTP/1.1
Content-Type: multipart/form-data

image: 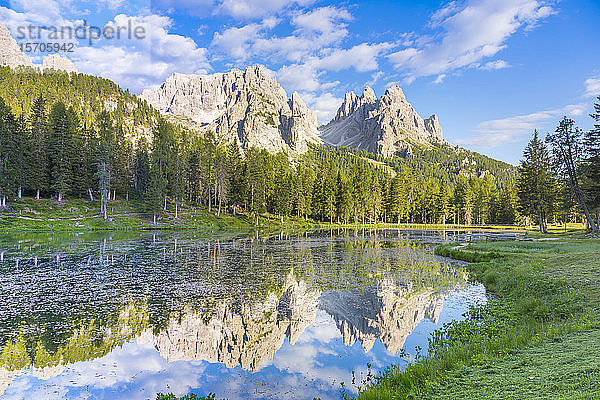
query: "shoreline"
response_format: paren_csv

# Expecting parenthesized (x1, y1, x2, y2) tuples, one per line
(0, 197, 533, 233)
(354, 230, 599, 399)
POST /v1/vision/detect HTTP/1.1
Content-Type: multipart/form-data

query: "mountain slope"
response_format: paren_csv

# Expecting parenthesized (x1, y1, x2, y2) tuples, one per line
(0, 66, 158, 141)
(0, 24, 33, 69)
(142, 65, 321, 154)
(319, 85, 444, 157)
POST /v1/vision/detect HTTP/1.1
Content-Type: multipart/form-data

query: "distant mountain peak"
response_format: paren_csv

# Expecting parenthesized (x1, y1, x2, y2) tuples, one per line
(320, 84, 445, 157)
(0, 24, 34, 69)
(42, 54, 78, 74)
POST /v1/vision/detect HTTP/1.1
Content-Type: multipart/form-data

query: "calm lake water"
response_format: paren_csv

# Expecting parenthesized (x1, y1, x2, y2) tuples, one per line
(0, 229, 521, 400)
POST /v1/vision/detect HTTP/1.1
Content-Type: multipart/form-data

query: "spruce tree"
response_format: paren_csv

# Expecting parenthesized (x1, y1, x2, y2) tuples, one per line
(28, 95, 49, 199)
(517, 130, 556, 233)
(547, 117, 598, 231)
(48, 102, 77, 202)
(0, 97, 17, 206)
(582, 96, 600, 220)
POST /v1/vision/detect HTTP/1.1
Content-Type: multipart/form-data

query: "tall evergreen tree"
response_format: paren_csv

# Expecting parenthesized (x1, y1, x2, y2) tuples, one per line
(547, 117, 598, 231)
(517, 130, 556, 233)
(48, 102, 78, 202)
(0, 97, 17, 206)
(582, 96, 600, 220)
(28, 95, 49, 199)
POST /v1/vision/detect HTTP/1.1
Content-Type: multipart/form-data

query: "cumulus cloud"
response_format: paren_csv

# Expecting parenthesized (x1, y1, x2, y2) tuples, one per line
(277, 63, 322, 92)
(291, 6, 352, 46)
(458, 103, 587, 148)
(216, 0, 314, 19)
(388, 0, 555, 82)
(479, 59, 510, 70)
(210, 20, 271, 60)
(315, 42, 393, 73)
(73, 14, 211, 92)
(299, 91, 342, 124)
(584, 77, 600, 98)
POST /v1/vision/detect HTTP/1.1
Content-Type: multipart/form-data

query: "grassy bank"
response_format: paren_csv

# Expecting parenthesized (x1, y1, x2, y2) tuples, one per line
(354, 232, 600, 399)
(0, 197, 317, 232)
(0, 197, 535, 233)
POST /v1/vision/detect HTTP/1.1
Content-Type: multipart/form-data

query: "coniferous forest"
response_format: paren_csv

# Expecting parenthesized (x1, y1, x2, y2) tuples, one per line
(1, 67, 599, 230)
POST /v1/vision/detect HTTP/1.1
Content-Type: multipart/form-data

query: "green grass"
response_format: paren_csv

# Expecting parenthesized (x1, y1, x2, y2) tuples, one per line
(354, 235, 600, 400)
(423, 327, 600, 400)
(0, 197, 319, 232)
(0, 197, 537, 233)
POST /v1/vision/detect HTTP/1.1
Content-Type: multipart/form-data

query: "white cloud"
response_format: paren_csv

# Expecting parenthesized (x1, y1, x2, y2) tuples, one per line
(1, 3, 211, 93)
(433, 74, 446, 84)
(212, 6, 354, 63)
(480, 59, 510, 70)
(72, 14, 210, 93)
(584, 77, 600, 98)
(291, 6, 352, 46)
(277, 63, 321, 92)
(299, 91, 342, 124)
(315, 42, 393, 73)
(216, 0, 314, 19)
(458, 103, 587, 148)
(388, 0, 555, 82)
(211, 21, 267, 60)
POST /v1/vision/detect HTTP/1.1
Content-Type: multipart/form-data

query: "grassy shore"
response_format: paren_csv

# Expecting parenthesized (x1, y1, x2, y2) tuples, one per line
(0, 197, 535, 233)
(0, 197, 318, 232)
(354, 230, 600, 399)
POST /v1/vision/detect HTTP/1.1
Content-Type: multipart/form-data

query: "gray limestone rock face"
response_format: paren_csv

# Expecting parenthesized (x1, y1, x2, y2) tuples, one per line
(142, 65, 321, 154)
(319, 84, 445, 158)
(42, 54, 78, 74)
(0, 24, 34, 69)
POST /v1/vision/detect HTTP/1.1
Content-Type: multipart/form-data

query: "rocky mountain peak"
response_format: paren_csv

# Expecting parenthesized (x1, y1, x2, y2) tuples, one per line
(42, 54, 78, 74)
(0, 24, 33, 69)
(361, 86, 377, 102)
(382, 85, 406, 103)
(142, 65, 321, 154)
(320, 84, 445, 157)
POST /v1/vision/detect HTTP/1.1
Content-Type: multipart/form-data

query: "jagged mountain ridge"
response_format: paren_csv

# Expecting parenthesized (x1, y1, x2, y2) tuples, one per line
(1, 23, 506, 170)
(319, 85, 445, 158)
(141, 66, 322, 154)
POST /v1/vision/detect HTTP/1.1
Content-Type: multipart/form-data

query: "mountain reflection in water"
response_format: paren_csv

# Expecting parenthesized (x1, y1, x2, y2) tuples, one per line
(0, 229, 505, 399)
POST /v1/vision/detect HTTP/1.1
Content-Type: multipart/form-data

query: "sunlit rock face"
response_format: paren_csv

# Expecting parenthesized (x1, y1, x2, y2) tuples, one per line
(319, 85, 444, 157)
(319, 279, 445, 353)
(141, 65, 321, 154)
(42, 54, 78, 74)
(0, 24, 33, 69)
(139, 275, 320, 371)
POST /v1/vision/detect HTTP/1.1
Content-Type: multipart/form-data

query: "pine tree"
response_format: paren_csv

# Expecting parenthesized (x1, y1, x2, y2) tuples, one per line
(133, 137, 150, 197)
(226, 141, 244, 214)
(547, 118, 598, 231)
(517, 130, 556, 233)
(28, 95, 49, 199)
(95, 111, 115, 218)
(0, 97, 17, 206)
(582, 96, 600, 220)
(48, 102, 77, 202)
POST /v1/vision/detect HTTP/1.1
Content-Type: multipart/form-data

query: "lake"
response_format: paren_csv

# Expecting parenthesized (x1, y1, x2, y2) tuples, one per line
(0, 229, 521, 400)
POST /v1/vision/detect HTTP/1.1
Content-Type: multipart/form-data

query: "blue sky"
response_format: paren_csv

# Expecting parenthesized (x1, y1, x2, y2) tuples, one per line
(1, 0, 599, 164)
